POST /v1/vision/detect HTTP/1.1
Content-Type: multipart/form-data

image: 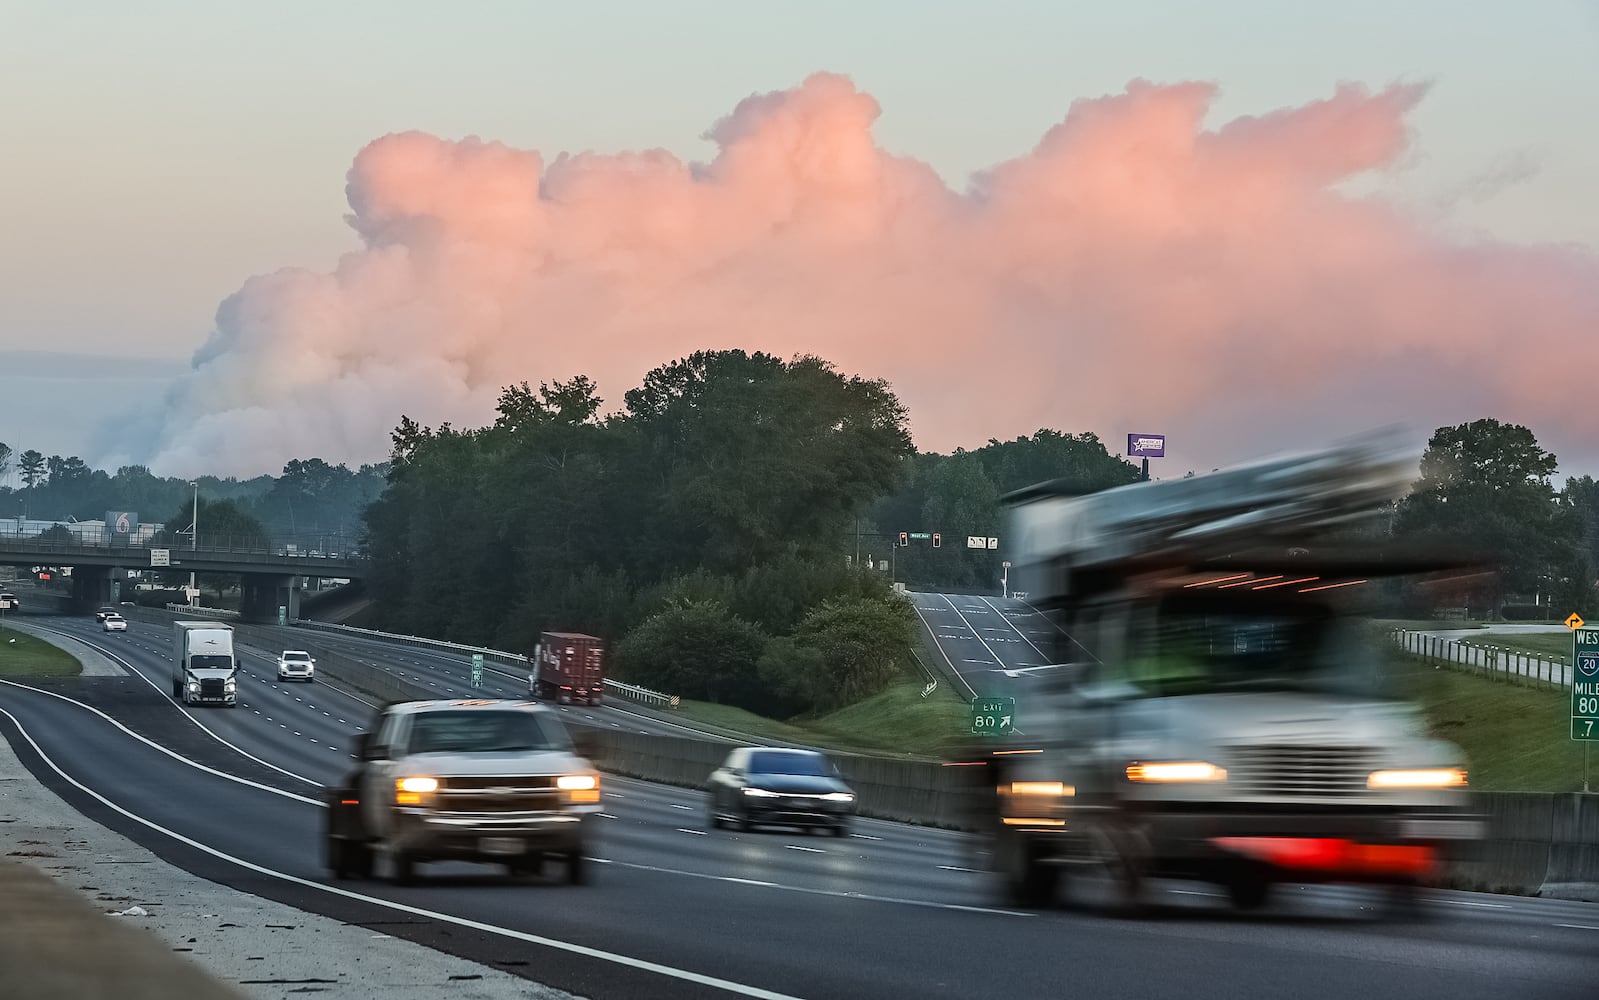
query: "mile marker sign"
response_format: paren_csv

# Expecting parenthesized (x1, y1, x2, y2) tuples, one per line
(1573, 627, 1599, 742)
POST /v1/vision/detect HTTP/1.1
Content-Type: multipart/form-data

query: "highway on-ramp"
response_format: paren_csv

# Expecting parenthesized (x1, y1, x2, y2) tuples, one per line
(2, 616, 1596, 998)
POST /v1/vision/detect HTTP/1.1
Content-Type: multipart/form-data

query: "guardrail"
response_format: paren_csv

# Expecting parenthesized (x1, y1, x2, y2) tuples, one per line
(163, 603, 240, 619)
(605, 678, 679, 709)
(1392, 629, 1572, 689)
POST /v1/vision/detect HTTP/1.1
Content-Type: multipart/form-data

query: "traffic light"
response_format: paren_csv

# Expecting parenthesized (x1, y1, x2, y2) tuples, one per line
(932, 533, 941, 548)
(898, 532, 909, 547)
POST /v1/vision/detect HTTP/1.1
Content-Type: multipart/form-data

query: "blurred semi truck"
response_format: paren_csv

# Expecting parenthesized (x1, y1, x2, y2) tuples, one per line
(529, 632, 605, 705)
(976, 438, 1484, 914)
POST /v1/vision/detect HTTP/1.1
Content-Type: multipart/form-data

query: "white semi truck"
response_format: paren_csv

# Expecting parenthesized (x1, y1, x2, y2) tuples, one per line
(171, 621, 238, 707)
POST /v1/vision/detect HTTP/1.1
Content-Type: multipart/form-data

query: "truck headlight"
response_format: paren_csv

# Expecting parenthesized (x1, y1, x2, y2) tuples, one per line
(743, 787, 780, 798)
(188, 680, 199, 691)
(1367, 768, 1467, 789)
(395, 776, 438, 805)
(1126, 761, 1228, 783)
(1008, 781, 1074, 797)
(559, 774, 600, 802)
(224, 678, 236, 690)
(821, 792, 855, 803)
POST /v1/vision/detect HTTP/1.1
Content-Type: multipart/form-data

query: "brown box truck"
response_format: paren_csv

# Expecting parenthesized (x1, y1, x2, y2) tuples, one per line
(529, 632, 605, 705)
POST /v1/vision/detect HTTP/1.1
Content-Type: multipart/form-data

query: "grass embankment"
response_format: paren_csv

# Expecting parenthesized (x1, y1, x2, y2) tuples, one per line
(1392, 656, 1585, 792)
(672, 679, 972, 760)
(1458, 632, 1576, 662)
(0, 626, 83, 678)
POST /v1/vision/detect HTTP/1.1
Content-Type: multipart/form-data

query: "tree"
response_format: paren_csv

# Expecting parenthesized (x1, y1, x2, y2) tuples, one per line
(160, 496, 268, 548)
(18, 450, 45, 489)
(1394, 419, 1569, 601)
(0, 442, 11, 484)
(615, 600, 769, 705)
(792, 595, 918, 710)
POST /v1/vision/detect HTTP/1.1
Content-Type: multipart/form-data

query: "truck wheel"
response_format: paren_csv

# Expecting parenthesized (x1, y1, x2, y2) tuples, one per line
(507, 853, 544, 880)
(349, 841, 373, 879)
(566, 848, 588, 886)
(172, 678, 182, 698)
(390, 850, 416, 885)
(1225, 870, 1271, 911)
(831, 822, 849, 838)
(996, 825, 1057, 908)
(707, 805, 723, 830)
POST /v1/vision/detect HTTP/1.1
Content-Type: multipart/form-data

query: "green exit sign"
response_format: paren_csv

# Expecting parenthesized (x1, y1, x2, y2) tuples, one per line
(1574, 628, 1599, 742)
(971, 696, 1016, 736)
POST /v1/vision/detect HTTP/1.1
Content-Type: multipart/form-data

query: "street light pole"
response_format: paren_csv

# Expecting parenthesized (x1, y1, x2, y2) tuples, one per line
(188, 481, 198, 606)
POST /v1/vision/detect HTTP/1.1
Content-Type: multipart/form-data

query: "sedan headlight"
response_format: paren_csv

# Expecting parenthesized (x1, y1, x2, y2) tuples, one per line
(821, 792, 855, 803)
(1368, 768, 1467, 789)
(1126, 761, 1228, 783)
(742, 787, 780, 798)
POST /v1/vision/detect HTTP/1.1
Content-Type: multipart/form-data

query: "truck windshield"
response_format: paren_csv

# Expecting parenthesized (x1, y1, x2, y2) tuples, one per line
(1121, 597, 1375, 698)
(407, 711, 573, 755)
(189, 654, 232, 670)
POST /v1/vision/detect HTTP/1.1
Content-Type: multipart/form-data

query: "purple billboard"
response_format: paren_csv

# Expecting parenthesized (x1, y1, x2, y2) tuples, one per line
(1127, 434, 1166, 459)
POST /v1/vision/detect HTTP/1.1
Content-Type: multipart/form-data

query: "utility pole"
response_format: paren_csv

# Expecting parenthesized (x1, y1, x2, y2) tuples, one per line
(188, 481, 198, 606)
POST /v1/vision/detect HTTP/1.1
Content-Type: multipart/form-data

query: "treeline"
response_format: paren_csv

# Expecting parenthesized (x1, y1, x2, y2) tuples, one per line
(362, 349, 1151, 717)
(364, 350, 926, 716)
(0, 443, 386, 545)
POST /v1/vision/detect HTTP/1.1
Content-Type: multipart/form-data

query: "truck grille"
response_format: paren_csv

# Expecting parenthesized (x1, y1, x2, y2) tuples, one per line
(437, 777, 560, 813)
(1225, 745, 1374, 798)
(200, 678, 226, 700)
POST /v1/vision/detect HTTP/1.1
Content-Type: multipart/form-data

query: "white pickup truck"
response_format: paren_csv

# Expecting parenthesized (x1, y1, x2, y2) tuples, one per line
(324, 700, 602, 885)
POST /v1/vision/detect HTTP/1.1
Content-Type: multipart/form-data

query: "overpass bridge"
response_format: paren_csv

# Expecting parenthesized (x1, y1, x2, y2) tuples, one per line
(0, 526, 368, 623)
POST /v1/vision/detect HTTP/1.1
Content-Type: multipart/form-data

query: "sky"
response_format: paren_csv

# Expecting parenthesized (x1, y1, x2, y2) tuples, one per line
(1, 1, 1596, 482)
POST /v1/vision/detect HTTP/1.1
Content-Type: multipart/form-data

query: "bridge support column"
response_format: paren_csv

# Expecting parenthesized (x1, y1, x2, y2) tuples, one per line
(239, 574, 302, 625)
(69, 567, 119, 615)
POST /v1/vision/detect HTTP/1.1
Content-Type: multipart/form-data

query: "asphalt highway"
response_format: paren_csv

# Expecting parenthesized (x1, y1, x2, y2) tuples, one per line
(3, 614, 1597, 998)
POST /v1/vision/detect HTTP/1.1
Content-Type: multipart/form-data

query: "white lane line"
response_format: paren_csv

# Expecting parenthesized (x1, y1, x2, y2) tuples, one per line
(676, 828, 708, 836)
(1555, 923, 1599, 930)
(597, 812, 618, 819)
(785, 845, 825, 854)
(1172, 889, 1224, 897)
(670, 804, 692, 811)
(977, 596, 1056, 663)
(849, 834, 882, 841)
(19, 625, 322, 788)
(0, 706, 803, 1000)
(937, 865, 983, 873)
(601, 858, 1030, 918)
(1442, 900, 1511, 909)
(0, 685, 320, 806)
(907, 603, 978, 701)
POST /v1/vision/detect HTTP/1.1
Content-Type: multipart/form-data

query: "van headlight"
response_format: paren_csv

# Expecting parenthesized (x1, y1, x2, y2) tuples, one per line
(1368, 768, 1467, 789)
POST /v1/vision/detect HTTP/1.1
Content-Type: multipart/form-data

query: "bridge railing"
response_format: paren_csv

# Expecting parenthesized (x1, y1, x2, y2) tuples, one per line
(0, 524, 364, 566)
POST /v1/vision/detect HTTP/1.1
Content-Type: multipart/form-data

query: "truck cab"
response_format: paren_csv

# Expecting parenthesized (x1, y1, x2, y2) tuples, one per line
(325, 700, 602, 885)
(982, 440, 1483, 914)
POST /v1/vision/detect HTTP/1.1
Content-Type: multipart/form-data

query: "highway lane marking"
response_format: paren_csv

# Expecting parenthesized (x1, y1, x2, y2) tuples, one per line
(849, 834, 882, 841)
(937, 865, 982, 873)
(20, 624, 323, 789)
(670, 804, 692, 811)
(600, 858, 1030, 918)
(0, 688, 322, 805)
(978, 596, 1055, 664)
(1555, 923, 1599, 930)
(0, 707, 803, 1000)
(785, 845, 825, 854)
(677, 828, 708, 836)
(1442, 900, 1511, 909)
(907, 603, 979, 701)
(598, 812, 618, 819)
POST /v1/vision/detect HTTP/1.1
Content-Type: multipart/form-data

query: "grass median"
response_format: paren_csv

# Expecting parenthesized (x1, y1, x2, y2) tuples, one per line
(0, 626, 84, 678)
(1393, 655, 1585, 792)
(671, 678, 972, 759)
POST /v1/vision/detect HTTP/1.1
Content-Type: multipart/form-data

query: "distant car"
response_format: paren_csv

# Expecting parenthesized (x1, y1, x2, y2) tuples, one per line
(277, 649, 316, 682)
(94, 606, 116, 622)
(706, 748, 856, 837)
(102, 613, 127, 632)
(0, 593, 18, 611)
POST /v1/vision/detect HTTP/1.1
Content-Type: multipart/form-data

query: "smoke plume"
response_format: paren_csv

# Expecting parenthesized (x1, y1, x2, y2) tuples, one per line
(123, 74, 1599, 478)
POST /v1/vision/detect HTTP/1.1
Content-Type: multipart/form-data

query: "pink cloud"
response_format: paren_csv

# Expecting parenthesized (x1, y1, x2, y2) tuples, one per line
(128, 73, 1599, 479)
